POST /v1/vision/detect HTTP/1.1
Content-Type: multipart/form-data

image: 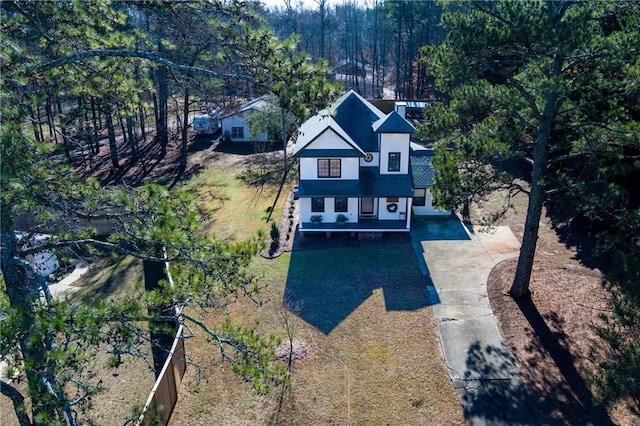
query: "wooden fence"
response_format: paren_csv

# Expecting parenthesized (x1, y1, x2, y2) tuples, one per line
(136, 324, 186, 426)
(137, 256, 186, 426)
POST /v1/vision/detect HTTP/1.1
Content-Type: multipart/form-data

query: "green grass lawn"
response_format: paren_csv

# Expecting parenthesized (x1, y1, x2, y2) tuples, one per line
(178, 158, 289, 242)
(70, 255, 144, 303)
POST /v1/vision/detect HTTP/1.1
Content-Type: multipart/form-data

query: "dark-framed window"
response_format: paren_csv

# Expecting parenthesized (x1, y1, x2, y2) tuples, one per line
(311, 197, 325, 212)
(231, 127, 244, 139)
(318, 159, 341, 178)
(360, 197, 374, 214)
(335, 197, 348, 212)
(413, 188, 426, 207)
(388, 152, 401, 172)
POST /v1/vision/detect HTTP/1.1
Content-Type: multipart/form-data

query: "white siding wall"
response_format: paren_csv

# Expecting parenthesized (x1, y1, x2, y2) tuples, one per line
(305, 130, 352, 149)
(298, 129, 361, 180)
(221, 112, 268, 142)
(378, 197, 409, 220)
(412, 189, 449, 216)
(299, 157, 359, 180)
(359, 152, 380, 167)
(379, 133, 410, 175)
(299, 197, 358, 224)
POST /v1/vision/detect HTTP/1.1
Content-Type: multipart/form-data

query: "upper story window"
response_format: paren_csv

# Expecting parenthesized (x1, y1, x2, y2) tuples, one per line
(318, 159, 341, 178)
(388, 152, 401, 172)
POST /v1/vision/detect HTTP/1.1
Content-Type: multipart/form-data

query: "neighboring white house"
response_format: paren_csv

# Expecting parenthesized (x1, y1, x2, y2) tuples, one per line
(220, 97, 270, 142)
(15, 233, 60, 277)
(293, 90, 446, 234)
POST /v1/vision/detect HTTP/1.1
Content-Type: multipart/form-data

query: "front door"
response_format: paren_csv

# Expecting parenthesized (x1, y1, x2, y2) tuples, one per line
(360, 197, 374, 216)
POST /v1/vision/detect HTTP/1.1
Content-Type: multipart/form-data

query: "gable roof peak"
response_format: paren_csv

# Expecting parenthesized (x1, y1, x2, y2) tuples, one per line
(373, 110, 415, 133)
(331, 90, 385, 120)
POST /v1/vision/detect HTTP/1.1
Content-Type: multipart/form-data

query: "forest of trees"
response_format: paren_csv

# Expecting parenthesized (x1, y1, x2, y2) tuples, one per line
(1, 0, 638, 424)
(0, 1, 338, 424)
(266, 0, 447, 99)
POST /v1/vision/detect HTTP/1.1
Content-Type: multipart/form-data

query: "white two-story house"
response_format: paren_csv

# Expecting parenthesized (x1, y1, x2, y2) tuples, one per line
(293, 90, 444, 234)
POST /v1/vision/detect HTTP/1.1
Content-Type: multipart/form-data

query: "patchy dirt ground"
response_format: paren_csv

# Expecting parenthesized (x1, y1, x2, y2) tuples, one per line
(475, 187, 639, 425)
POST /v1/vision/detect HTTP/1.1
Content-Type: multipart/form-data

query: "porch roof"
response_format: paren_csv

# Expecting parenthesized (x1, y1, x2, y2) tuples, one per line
(295, 148, 363, 158)
(299, 219, 409, 232)
(298, 168, 413, 197)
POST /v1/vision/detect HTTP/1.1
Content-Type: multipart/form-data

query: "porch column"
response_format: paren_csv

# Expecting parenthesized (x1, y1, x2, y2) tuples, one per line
(406, 197, 413, 229)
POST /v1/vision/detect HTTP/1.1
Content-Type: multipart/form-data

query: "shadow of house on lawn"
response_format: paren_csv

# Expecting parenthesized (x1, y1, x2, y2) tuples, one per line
(283, 236, 437, 335)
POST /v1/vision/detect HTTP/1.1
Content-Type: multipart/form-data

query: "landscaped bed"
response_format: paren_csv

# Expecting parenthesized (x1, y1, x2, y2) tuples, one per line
(477, 185, 638, 424)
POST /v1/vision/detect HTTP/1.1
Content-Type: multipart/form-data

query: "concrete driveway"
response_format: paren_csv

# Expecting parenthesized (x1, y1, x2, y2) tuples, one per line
(411, 216, 537, 425)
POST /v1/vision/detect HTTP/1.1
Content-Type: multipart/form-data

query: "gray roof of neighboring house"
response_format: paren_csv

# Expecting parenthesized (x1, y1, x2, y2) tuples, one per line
(221, 96, 270, 119)
(373, 111, 415, 133)
(410, 143, 436, 187)
(297, 167, 413, 198)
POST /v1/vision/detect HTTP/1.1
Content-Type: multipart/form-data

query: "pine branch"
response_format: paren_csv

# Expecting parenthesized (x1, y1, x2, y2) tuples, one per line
(19, 239, 174, 262)
(38, 49, 256, 82)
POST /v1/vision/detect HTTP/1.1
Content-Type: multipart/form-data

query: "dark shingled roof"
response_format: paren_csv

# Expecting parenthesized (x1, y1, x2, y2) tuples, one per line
(298, 167, 413, 197)
(333, 92, 383, 153)
(373, 111, 415, 133)
(410, 147, 436, 187)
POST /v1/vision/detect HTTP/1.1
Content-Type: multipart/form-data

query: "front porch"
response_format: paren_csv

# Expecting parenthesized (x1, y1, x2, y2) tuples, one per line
(299, 218, 409, 235)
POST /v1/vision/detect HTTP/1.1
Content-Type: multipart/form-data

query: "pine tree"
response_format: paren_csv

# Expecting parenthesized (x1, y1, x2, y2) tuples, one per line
(419, 0, 639, 299)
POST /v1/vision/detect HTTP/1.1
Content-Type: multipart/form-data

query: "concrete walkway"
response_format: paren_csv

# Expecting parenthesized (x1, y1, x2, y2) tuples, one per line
(411, 216, 537, 425)
(1, 260, 89, 384)
(48, 259, 88, 298)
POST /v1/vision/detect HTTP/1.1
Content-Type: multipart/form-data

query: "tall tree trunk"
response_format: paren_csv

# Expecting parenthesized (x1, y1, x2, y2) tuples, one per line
(318, 0, 326, 59)
(118, 114, 128, 147)
(61, 126, 71, 162)
(90, 97, 100, 155)
(106, 111, 119, 170)
(127, 115, 138, 160)
(138, 103, 147, 143)
(395, 5, 402, 99)
(45, 94, 57, 143)
(0, 215, 60, 424)
(510, 54, 563, 299)
(27, 105, 41, 143)
(180, 88, 189, 174)
(156, 57, 169, 159)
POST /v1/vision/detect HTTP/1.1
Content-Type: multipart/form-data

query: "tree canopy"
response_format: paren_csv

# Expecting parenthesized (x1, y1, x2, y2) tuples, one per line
(419, 0, 639, 406)
(0, 1, 337, 424)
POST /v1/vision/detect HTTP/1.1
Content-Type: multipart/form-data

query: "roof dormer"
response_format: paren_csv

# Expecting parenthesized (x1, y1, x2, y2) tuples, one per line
(372, 111, 415, 134)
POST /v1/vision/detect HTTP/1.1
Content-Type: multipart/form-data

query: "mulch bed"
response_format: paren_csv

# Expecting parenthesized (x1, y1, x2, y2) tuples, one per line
(486, 253, 638, 424)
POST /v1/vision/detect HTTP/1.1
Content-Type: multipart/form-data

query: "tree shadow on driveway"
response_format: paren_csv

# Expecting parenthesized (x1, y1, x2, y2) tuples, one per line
(460, 341, 537, 425)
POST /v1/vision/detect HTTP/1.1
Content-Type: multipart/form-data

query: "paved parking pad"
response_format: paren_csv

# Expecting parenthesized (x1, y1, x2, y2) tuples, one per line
(411, 217, 537, 425)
